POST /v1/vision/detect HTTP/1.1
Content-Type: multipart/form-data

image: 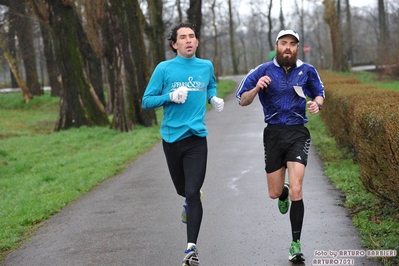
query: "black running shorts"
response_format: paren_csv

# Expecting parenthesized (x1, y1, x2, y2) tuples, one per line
(263, 124, 311, 173)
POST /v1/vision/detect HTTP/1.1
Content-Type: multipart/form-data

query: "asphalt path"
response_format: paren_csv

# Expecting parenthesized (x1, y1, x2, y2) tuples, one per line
(3, 76, 383, 266)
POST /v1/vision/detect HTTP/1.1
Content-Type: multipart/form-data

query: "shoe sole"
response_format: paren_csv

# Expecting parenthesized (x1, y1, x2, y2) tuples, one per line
(182, 256, 200, 266)
(289, 252, 305, 262)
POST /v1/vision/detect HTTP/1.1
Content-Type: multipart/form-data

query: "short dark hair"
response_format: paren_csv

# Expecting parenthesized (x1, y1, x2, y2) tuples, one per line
(167, 22, 199, 54)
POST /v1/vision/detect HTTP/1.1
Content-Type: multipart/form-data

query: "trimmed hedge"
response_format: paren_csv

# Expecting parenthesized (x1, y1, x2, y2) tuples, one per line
(319, 71, 399, 206)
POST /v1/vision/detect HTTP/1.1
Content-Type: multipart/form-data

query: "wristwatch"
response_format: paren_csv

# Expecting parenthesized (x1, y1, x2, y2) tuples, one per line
(315, 101, 322, 110)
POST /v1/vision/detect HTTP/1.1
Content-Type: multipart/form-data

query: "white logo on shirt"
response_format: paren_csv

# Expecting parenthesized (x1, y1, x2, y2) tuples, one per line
(171, 77, 206, 92)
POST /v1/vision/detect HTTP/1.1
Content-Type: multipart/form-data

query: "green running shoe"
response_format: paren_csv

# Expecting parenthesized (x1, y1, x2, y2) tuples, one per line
(289, 240, 305, 262)
(182, 190, 203, 224)
(277, 182, 290, 214)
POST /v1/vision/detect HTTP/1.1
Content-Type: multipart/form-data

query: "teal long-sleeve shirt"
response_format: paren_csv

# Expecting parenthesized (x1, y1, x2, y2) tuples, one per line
(142, 55, 217, 143)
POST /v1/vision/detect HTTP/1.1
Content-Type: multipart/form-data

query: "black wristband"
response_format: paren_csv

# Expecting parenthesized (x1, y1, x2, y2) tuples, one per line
(315, 101, 322, 110)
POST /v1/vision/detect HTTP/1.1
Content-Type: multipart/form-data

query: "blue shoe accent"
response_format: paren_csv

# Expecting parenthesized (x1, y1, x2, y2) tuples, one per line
(182, 245, 200, 266)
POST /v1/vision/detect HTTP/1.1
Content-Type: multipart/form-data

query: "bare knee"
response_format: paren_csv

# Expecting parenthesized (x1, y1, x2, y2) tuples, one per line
(266, 169, 286, 200)
(269, 193, 279, 199)
(289, 185, 302, 200)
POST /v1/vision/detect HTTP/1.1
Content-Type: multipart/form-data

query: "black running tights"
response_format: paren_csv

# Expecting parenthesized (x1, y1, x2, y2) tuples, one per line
(162, 136, 207, 244)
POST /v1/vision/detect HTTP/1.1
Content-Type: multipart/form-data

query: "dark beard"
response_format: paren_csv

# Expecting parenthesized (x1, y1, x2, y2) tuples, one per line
(276, 52, 297, 68)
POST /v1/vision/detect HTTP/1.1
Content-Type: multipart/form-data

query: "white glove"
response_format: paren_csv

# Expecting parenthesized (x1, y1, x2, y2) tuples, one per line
(170, 86, 188, 104)
(210, 96, 224, 112)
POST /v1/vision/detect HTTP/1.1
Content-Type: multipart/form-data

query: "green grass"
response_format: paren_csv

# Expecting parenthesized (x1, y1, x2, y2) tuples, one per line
(1, 76, 398, 265)
(346, 71, 399, 91)
(0, 92, 60, 138)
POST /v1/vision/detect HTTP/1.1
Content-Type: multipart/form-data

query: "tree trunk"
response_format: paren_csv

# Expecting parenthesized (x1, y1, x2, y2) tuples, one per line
(7, 12, 19, 89)
(187, 0, 202, 57)
(102, 0, 137, 132)
(0, 35, 32, 102)
(228, 0, 238, 74)
(46, 0, 109, 131)
(84, 47, 106, 108)
(145, 0, 165, 70)
(279, 0, 285, 30)
(12, 0, 42, 96)
(39, 23, 62, 97)
(267, 0, 274, 51)
(323, 0, 349, 72)
(344, 0, 353, 65)
(377, 0, 389, 64)
(125, 0, 155, 127)
(176, 0, 183, 22)
(211, 0, 219, 81)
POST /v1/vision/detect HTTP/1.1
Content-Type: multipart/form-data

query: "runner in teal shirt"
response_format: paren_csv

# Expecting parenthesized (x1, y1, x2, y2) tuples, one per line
(142, 54, 218, 143)
(142, 22, 224, 266)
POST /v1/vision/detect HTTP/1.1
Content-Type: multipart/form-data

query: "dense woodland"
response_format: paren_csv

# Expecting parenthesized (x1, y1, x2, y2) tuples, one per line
(0, 0, 398, 132)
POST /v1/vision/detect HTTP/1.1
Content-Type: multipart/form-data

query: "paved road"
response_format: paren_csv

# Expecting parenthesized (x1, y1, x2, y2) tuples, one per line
(3, 76, 383, 266)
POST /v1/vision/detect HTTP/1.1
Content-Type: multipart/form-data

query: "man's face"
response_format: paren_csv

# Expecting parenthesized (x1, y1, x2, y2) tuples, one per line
(275, 35, 299, 68)
(172, 27, 198, 58)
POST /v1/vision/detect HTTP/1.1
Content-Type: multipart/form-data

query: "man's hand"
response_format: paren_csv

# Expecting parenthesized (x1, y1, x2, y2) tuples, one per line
(170, 86, 188, 104)
(210, 96, 224, 112)
(256, 75, 271, 91)
(307, 100, 321, 114)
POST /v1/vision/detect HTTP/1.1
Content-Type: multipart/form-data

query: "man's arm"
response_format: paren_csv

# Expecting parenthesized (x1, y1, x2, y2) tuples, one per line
(239, 75, 270, 106)
(239, 87, 260, 106)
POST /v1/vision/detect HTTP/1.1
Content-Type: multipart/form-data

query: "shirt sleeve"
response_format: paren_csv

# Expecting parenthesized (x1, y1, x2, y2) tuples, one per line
(235, 66, 261, 103)
(206, 62, 218, 102)
(305, 67, 325, 99)
(142, 64, 171, 110)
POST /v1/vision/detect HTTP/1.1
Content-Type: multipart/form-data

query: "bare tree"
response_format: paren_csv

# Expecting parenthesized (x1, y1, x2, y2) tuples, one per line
(9, 0, 42, 95)
(323, 0, 349, 71)
(228, 0, 238, 74)
(176, 0, 183, 22)
(39, 23, 62, 97)
(0, 34, 32, 102)
(124, 0, 154, 127)
(377, 0, 389, 65)
(343, 0, 353, 65)
(102, 0, 136, 132)
(144, 0, 166, 70)
(28, 0, 110, 130)
(1, 0, 41, 94)
(267, 0, 274, 51)
(278, 0, 285, 30)
(211, 0, 219, 80)
(187, 0, 202, 57)
(294, 0, 305, 60)
(100, 0, 154, 131)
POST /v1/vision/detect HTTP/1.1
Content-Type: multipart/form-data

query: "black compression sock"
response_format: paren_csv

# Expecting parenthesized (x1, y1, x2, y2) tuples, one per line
(290, 199, 304, 242)
(279, 185, 289, 201)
